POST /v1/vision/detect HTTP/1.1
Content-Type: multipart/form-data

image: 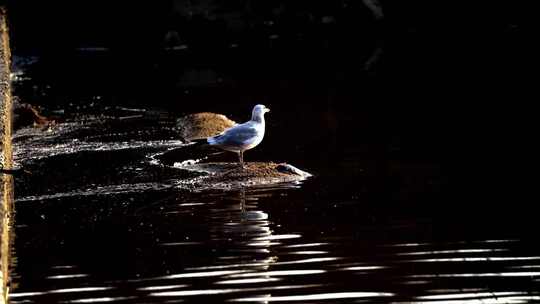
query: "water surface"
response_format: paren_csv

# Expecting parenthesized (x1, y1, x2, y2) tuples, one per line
(9, 107, 540, 304)
(8, 23, 539, 302)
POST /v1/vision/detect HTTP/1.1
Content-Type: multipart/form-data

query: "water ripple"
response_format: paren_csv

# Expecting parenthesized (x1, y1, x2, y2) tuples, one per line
(230, 291, 395, 302)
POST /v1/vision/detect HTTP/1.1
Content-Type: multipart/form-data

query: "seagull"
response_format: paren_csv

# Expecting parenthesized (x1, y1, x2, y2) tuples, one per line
(207, 104, 270, 167)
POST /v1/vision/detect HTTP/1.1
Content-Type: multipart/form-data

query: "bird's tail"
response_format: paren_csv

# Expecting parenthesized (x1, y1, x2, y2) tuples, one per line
(181, 136, 218, 145)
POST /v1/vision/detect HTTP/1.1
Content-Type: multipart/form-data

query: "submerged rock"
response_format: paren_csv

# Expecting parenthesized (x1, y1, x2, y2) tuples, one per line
(178, 162, 312, 190)
(176, 112, 236, 142)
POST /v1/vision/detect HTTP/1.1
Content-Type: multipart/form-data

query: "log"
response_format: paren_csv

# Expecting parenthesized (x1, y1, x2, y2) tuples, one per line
(0, 7, 13, 303)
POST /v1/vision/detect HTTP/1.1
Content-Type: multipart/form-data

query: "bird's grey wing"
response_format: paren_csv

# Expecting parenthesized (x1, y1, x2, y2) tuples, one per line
(215, 125, 258, 146)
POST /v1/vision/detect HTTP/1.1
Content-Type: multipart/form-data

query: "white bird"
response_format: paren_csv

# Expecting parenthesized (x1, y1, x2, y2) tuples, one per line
(207, 104, 270, 167)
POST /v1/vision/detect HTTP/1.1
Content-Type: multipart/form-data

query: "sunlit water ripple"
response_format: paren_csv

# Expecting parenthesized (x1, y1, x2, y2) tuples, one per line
(10, 118, 540, 303)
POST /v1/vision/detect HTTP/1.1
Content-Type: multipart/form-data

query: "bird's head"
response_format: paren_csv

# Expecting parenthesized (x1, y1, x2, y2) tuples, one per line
(253, 104, 270, 115)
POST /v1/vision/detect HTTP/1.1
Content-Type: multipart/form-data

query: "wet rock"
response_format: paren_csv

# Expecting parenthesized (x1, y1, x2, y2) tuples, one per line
(13, 102, 55, 130)
(177, 162, 312, 190)
(276, 164, 313, 177)
(176, 112, 236, 142)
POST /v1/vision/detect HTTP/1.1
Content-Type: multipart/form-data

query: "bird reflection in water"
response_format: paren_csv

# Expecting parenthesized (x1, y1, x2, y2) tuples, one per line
(208, 188, 277, 262)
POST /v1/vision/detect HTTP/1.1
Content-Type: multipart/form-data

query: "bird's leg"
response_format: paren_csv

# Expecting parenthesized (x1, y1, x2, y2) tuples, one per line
(239, 151, 245, 169)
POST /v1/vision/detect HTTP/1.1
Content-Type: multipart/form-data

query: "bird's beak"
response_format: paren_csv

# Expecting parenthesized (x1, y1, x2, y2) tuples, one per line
(265, 107, 271, 113)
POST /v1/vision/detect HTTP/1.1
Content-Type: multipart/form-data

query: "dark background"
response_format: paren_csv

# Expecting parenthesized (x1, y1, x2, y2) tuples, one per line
(6, 3, 540, 301)
(5, 1, 536, 200)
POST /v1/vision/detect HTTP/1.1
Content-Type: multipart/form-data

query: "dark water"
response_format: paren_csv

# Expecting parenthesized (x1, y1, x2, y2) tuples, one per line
(10, 105, 540, 303)
(8, 27, 539, 303)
